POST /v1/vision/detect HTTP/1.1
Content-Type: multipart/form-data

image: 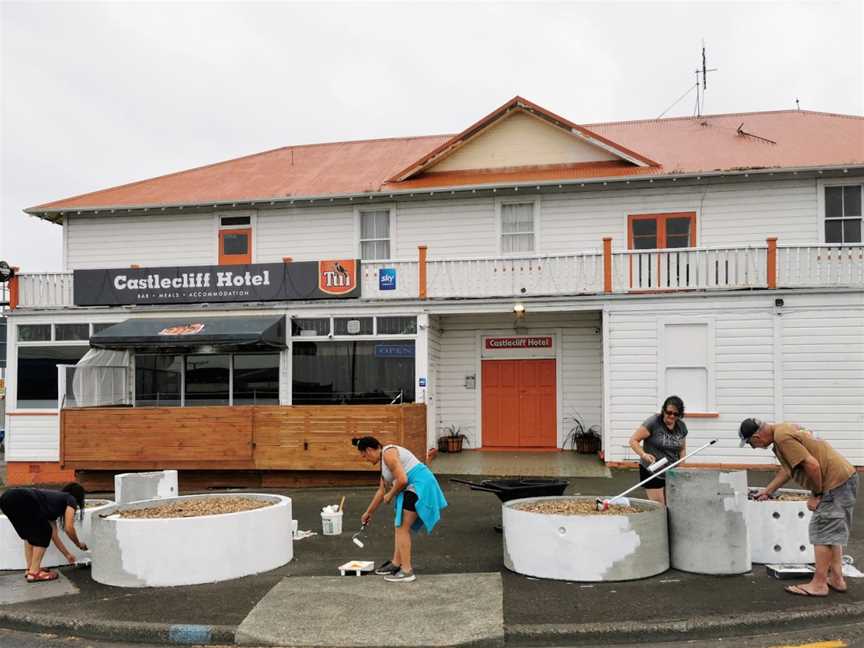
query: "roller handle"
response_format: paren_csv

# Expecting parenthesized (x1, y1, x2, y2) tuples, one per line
(603, 439, 717, 506)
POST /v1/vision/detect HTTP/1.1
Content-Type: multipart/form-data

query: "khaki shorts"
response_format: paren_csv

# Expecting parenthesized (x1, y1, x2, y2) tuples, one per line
(809, 473, 858, 546)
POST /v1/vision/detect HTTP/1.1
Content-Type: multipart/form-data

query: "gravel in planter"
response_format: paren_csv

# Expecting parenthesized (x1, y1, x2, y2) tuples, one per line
(514, 500, 647, 515)
(117, 496, 273, 519)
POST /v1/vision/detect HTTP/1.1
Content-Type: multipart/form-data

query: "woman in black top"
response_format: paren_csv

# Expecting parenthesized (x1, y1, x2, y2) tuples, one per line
(628, 396, 688, 506)
(0, 482, 88, 582)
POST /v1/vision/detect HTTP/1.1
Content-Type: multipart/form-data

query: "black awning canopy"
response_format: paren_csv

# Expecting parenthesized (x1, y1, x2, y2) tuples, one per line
(90, 316, 286, 351)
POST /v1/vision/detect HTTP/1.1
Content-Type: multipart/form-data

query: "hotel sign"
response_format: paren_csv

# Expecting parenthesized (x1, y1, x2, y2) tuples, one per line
(74, 260, 361, 306)
(484, 336, 553, 350)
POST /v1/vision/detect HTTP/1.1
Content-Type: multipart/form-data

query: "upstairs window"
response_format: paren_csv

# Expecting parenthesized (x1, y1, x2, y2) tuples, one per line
(629, 212, 696, 250)
(360, 210, 391, 260)
(825, 185, 862, 244)
(219, 215, 252, 265)
(500, 202, 535, 253)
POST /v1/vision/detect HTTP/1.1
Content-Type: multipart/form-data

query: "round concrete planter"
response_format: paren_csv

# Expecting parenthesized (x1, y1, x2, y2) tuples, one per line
(0, 499, 114, 570)
(746, 488, 813, 564)
(91, 493, 292, 587)
(667, 470, 750, 574)
(502, 496, 669, 581)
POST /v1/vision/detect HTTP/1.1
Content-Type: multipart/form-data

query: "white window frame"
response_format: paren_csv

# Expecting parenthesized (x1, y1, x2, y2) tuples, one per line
(656, 317, 717, 415)
(496, 198, 540, 256)
(817, 179, 864, 244)
(355, 205, 395, 261)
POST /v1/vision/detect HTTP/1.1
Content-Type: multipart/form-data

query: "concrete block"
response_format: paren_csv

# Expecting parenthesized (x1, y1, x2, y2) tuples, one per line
(91, 493, 292, 587)
(502, 496, 669, 581)
(114, 470, 178, 505)
(746, 488, 814, 563)
(667, 470, 751, 575)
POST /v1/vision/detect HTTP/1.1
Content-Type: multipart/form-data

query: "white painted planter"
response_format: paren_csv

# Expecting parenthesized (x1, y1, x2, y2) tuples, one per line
(91, 493, 292, 587)
(746, 488, 814, 564)
(0, 499, 114, 570)
(502, 496, 669, 581)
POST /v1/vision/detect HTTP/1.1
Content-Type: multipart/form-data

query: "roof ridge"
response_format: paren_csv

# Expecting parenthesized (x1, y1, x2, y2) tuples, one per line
(586, 109, 864, 127)
(30, 133, 454, 211)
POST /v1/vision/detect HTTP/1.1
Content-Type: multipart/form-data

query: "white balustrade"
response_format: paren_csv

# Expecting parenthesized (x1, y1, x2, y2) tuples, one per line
(777, 244, 864, 287)
(360, 260, 419, 299)
(611, 246, 767, 292)
(17, 272, 74, 308)
(426, 252, 604, 298)
(14, 245, 864, 307)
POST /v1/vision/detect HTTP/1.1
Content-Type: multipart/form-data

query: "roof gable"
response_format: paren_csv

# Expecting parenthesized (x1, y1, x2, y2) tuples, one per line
(389, 96, 658, 182)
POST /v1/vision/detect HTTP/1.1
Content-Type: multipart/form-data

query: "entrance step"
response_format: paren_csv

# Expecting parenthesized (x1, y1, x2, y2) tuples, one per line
(432, 450, 611, 478)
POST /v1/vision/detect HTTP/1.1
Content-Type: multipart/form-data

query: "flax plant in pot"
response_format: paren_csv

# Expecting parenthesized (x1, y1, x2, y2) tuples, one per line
(439, 425, 470, 453)
(562, 412, 601, 455)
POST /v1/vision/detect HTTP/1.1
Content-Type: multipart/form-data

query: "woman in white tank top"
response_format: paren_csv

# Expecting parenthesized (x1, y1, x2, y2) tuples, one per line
(354, 436, 448, 583)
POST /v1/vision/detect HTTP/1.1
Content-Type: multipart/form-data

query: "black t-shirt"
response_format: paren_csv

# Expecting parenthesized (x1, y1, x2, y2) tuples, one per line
(31, 489, 78, 522)
(640, 414, 688, 467)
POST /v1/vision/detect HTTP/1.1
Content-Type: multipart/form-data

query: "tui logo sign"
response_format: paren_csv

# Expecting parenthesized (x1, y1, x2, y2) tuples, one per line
(319, 259, 357, 295)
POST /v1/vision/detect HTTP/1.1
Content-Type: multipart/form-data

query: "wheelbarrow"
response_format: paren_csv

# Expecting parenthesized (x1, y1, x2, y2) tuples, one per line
(451, 478, 569, 532)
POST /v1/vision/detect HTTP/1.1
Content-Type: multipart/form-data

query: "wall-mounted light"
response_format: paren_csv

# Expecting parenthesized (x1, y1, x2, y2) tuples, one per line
(513, 303, 526, 319)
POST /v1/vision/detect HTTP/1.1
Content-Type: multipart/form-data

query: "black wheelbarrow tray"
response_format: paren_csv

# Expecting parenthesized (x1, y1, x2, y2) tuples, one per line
(451, 477, 569, 502)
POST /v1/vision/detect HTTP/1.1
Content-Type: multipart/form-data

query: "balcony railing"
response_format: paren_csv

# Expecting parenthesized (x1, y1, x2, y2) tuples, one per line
(11, 242, 864, 309)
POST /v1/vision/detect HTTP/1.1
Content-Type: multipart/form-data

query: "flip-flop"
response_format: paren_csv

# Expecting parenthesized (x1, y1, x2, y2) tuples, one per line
(25, 570, 58, 583)
(828, 583, 848, 594)
(785, 584, 827, 597)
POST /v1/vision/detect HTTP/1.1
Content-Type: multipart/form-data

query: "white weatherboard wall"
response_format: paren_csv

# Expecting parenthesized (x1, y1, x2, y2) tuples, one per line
(5, 415, 60, 461)
(256, 206, 356, 262)
(58, 175, 835, 271)
(782, 303, 864, 462)
(434, 311, 603, 448)
(65, 213, 216, 270)
(605, 291, 864, 466)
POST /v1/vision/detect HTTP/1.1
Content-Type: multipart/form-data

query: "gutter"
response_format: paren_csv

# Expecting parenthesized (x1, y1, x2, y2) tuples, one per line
(25, 163, 864, 223)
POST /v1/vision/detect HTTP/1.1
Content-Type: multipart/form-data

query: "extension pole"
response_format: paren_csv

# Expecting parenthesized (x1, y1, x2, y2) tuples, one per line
(597, 439, 717, 510)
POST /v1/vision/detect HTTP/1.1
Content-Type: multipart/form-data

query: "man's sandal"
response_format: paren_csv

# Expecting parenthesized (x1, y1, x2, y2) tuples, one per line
(25, 570, 58, 583)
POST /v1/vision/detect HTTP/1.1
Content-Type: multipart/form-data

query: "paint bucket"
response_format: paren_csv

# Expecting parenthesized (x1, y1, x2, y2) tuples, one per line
(321, 510, 343, 535)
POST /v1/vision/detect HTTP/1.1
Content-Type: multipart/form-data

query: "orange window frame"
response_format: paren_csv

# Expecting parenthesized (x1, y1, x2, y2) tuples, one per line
(219, 228, 252, 265)
(627, 212, 697, 250)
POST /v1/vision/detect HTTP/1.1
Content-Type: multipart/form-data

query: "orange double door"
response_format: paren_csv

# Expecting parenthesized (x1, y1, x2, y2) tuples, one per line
(481, 359, 557, 448)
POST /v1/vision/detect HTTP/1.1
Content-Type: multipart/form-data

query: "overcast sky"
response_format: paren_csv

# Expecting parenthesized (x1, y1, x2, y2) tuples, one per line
(1, 0, 862, 272)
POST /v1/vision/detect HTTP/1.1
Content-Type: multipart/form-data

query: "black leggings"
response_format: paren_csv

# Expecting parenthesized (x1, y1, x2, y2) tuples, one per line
(0, 489, 52, 548)
(401, 490, 418, 512)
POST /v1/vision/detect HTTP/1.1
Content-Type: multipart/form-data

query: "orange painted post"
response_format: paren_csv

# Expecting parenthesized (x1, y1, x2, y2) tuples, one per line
(766, 237, 777, 289)
(282, 257, 293, 263)
(418, 245, 428, 300)
(8, 266, 20, 310)
(603, 238, 612, 293)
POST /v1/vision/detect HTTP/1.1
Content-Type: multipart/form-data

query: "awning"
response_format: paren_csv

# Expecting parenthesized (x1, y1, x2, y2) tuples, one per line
(90, 316, 286, 350)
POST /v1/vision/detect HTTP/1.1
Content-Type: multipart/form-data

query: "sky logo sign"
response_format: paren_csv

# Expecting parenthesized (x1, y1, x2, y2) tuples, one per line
(379, 268, 397, 291)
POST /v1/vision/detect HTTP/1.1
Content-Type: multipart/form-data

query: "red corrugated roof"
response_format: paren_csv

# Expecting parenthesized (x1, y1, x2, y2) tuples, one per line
(28, 106, 864, 213)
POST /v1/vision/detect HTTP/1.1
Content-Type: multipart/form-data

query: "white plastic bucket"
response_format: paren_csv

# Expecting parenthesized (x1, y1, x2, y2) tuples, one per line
(321, 511, 343, 535)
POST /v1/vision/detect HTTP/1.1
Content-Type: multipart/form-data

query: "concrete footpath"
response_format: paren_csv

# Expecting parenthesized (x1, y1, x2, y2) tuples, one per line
(0, 469, 862, 646)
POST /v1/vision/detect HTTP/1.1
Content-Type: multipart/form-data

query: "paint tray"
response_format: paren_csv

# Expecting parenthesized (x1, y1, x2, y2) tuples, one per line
(765, 563, 815, 579)
(338, 560, 374, 576)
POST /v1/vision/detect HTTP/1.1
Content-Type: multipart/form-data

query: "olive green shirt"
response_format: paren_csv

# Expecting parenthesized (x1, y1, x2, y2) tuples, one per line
(771, 423, 854, 493)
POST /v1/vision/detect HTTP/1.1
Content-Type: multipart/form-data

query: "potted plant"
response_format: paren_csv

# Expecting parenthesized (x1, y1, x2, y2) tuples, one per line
(439, 424, 470, 453)
(561, 412, 601, 455)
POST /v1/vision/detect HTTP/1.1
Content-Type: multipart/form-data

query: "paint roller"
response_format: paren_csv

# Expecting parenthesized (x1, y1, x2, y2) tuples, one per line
(596, 439, 717, 511)
(351, 523, 368, 548)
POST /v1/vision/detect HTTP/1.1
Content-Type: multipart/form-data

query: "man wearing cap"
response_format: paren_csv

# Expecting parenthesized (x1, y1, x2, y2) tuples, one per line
(739, 418, 858, 597)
